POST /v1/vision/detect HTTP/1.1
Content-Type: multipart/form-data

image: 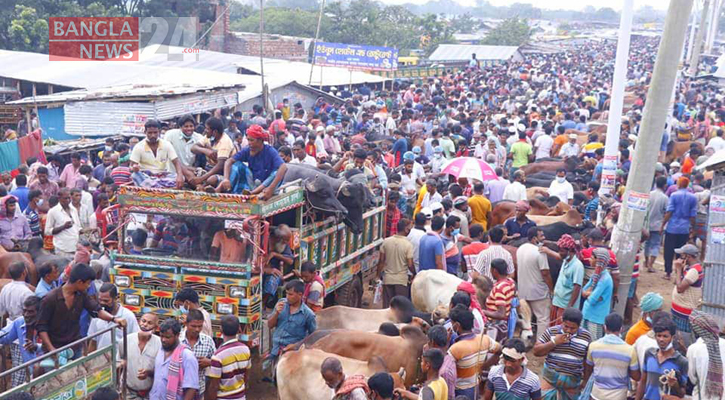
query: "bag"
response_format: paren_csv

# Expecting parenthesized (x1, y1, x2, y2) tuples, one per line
(373, 280, 383, 305)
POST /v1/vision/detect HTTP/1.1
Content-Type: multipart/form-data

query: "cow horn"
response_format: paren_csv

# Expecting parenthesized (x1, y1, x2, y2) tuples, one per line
(398, 367, 406, 380)
(340, 183, 351, 197)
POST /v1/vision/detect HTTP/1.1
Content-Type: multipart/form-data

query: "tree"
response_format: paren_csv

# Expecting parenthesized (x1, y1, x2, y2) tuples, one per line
(593, 7, 618, 21)
(7, 6, 49, 53)
(230, 7, 320, 37)
(480, 17, 530, 46)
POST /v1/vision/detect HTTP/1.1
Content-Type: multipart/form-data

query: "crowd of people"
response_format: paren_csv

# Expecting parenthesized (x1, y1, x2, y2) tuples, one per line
(1, 32, 725, 400)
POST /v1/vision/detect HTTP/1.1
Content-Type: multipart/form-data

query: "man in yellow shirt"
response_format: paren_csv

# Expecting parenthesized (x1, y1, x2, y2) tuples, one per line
(190, 117, 235, 190)
(581, 133, 604, 156)
(624, 292, 663, 345)
(468, 182, 492, 230)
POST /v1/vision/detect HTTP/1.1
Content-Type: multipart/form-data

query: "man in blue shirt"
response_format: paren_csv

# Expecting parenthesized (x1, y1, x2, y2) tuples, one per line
(35, 262, 59, 299)
(0, 296, 42, 385)
(661, 177, 697, 279)
(637, 316, 688, 400)
(218, 124, 287, 200)
(266, 280, 316, 372)
(418, 216, 445, 271)
(10, 174, 29, 212)
(391, 130, 408, 168)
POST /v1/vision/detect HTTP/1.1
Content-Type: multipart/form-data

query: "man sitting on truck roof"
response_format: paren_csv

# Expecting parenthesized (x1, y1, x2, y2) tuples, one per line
(129, 119, 190, 190)
(216, 124, 288, 201)
(190, 117, 235, 191)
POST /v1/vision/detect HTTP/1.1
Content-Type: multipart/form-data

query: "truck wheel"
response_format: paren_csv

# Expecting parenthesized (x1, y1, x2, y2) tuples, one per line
(337, 275, 363, 308)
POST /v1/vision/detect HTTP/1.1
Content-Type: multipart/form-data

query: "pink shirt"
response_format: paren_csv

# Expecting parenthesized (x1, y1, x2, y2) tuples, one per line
(58, 164, 81, 188)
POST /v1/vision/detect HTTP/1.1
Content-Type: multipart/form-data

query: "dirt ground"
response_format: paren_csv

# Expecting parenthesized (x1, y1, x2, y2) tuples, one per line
(246, 256, 676, 399)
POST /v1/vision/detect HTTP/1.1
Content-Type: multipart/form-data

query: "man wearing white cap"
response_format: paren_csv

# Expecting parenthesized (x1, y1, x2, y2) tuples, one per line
(313, 126, 328, 159)
(559, 134, 580, 159)
(484, 338, 540, 400)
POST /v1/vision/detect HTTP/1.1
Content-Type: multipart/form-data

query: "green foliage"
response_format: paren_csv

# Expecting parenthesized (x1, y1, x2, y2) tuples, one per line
(7, 6, 49, 53)
(480, 17, 531, 46)
(230, 7, 320, 37)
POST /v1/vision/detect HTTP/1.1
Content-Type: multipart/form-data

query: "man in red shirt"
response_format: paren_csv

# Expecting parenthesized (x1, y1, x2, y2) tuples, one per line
(462, 224, 488, 278)
(484, 258, 516, 341)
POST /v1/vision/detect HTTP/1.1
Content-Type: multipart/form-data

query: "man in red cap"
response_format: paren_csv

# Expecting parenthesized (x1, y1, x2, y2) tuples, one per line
(217, 125, 287, 200)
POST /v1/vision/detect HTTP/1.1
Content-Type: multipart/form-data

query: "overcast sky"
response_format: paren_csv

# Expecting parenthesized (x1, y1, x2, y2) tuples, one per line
(379, 0, 668, 11)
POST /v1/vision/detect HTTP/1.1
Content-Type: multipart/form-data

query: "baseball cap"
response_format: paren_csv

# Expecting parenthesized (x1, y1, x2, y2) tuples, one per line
(434, 146, 444, 153)
(403, 151, 415, 161)
(453, 196, 468, 206)
(675, 244, 700, 256)
(420, 207, 433, 219)
(412, 146, 422, 154)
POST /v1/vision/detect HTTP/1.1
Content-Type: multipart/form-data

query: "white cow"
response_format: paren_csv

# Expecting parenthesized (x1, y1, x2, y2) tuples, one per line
(411, 270, 534, 346)
(276, 348, 404, 400)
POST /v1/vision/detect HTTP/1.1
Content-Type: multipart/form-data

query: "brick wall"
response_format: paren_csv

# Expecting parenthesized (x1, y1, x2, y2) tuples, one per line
(226, 36, 307, 60)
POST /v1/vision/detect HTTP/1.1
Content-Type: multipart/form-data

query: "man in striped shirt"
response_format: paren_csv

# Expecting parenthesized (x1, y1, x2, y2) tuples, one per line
(484, 338, 541, 400)
(448, 304, 502, 400)
(533, 308, 592, 400)
(484, 259, 516, 341)
(206, 316, 251, 400)
(472, 226, 514, 281)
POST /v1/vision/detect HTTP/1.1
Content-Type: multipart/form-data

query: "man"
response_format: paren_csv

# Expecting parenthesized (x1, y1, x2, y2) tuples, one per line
(385, 192, 401, 237)
(534, 126, 555, 160)
(473, 226, 514, 281)
(88, 283, 140, 352)
(391, 130, 408, 167)
(299, 261, 325, 313)
(144, 318, 199, 400)
(467, 183, 492, 230)
(218, 125, 288, 200)
(0, 196, 31, 251)
(151, 216, 191, 256)
(517, 227, 553, 340)
(37, 263, 127, 354)
(407, 213, 428, 273)
(448, 304, 501, 399)
(0, 296, 42, 386)
(661, 177, 697, 280)
(164, 114, 203, 169)
(583, 181, 600, 221)
(559, 134, 580, 158)
(533, 308, 592, 400)
(671, 244, 704, 341)
(0, 262, 34, 321)
(450, 197, 470, 240)
(190, 117, 236, 190)
(206, 315, 251, 400)
(44, 187, 79, 256)
(487, 168, 510, 204)
(368, 373, 395, 400)
(71, 188, 95, 232)
(625, 292, 664, 345)
(395, 349, 448, 400)
(419, 216, 445, 271)
(321, 357, 370, 400)
(421, 179, 443, 210)
(509, 132, 533, 174)
(59, 153, 83, 188)
(122, 313, 161, 400)
(93, 153, 113, 183)
(427, 325, 457, 400)
(181, 309, 216, 398)
(549, 235, 584, 326)
(584, 313, 640, 400)
(484, 259, 516, 341)
(35, 262, 60, 299)
(289, 140, 317, 166)
(267, 281, 316, 368)
(10, 174, 29, 211)
(503, 170, 527, 202)
(175, 288, 213, 337)
(130, 119, 187, 189)
(686, 310, 725, 400)
(504, 201, 537, 243)
(581, 249, 614, 340)
(29, 166, 59, 202)
(211, 227, 246, 264)
(378, 218, 414, 307)
(548, 169, 574, 205)
(441, 215, 461, 275)
(484, 338, 541, 400)
(636, 318, 688, 400)
(25, 190, 43, 237)
(579, 229, 620, 305)
(262, 224, 294, 309)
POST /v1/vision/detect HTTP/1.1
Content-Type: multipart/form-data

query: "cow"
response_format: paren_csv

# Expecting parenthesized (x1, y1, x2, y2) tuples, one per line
(666, 140, 704, 164)
(310, 325, 428, 387)
(27, 237, 72, 277)
(528, 209, 583, 227)
(526, 187, 549, 200)
(539, 220, 595, 242)
(491, 201, 515, 227)
(316, 297, 429, 331)
(0, 252, 38, 286)
(520, 156, 579, 176)
(282, 163, 373, 234)
(276, 348, 405, 400)
(411, 270, 463, 313)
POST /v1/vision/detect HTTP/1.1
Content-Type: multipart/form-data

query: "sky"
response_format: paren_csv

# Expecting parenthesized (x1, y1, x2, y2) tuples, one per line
(378, 0, 668, 11)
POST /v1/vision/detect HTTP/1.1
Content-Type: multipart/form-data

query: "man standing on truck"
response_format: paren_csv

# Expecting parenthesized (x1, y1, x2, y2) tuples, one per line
(211, 226, 247, 264)
(262, 225, 294, 310)
(217, 125, 288, 201)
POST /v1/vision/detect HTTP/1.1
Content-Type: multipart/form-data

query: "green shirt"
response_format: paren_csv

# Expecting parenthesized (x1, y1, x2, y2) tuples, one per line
(510, 141, 532, 168)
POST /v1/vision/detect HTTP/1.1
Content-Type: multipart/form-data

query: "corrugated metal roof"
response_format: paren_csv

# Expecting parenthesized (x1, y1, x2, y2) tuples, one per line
(428, 44, 521, 61)
(702, 170, 725, 321)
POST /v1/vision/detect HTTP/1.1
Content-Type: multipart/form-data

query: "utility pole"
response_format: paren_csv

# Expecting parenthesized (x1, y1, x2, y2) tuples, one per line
(600, 0, 634, 198)
(610, 0, 694, 316)
(690, 0, 711, 76)
(706, 0, 722, 53)
(259, 0, 267, 113)
(686, 0, 699, 62)
(309, 0, 326, 86)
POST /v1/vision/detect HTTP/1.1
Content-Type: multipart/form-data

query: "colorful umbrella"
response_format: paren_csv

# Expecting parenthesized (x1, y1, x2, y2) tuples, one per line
(441, 157, 498, 182)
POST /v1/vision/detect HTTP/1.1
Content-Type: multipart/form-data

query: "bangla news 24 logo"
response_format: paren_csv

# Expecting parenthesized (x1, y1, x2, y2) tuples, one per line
(49, 17, 198, 61)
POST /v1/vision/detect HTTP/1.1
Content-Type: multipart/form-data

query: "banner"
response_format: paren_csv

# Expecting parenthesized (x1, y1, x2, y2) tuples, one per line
(313, 42, 398, 71)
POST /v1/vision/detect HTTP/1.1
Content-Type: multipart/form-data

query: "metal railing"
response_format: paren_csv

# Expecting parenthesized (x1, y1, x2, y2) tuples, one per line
(0, 323, 127, 399)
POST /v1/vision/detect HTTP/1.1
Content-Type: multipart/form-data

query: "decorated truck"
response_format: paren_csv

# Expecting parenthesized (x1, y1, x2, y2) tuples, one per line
(103, 183, 385, 347)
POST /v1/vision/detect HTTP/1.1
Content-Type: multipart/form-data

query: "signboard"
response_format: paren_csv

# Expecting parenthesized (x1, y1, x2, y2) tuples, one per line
(626, 190, 649, 212)
(711, 195, 725, 214)
(120, 114, 147, 134)
(314, 42, 398, 71)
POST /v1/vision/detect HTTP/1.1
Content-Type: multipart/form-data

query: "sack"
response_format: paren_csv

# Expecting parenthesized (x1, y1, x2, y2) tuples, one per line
(373, 280, 383, 305)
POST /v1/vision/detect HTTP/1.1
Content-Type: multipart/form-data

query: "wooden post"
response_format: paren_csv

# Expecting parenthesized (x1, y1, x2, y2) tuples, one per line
(48, 84, 54, 95)
(31, 83, 39, 130)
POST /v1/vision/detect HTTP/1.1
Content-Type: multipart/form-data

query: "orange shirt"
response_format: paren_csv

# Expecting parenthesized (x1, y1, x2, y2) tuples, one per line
(553, 134, 568, 156)
(624, 319, 650, 345)
(682, 156, 695, 175)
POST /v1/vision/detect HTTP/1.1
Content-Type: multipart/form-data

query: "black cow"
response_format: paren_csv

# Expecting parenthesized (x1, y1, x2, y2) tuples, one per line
(539, 220, 595, 242)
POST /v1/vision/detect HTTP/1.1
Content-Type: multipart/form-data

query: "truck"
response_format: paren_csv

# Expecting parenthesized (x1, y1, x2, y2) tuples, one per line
(104, 183, 386, 348)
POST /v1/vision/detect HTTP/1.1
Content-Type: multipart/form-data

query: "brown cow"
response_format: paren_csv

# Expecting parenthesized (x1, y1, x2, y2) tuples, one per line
(0, 252, 38, 286)
(520, 157, 579, 176)
(311, 325, 428, 387)
(666, 141, 705, 164)
(316, 306, 400, 331)
(276, 348, 405, 400)
(528, 209, 583, 227)
(526, 187, 548, 200)
(490, 201, 515, 227)
(0, 278, 35, 294)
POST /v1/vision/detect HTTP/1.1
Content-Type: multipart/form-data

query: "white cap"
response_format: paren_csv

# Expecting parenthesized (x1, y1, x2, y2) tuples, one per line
(316, 126, 325, 132)
(671, 161, 681, 168)
(430, 202, 443, 212)
(420, 207, 433, 219)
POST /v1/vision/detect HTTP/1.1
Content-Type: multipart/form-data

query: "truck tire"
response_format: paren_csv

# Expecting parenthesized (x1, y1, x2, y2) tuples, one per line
(337, 275, 363, 308)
